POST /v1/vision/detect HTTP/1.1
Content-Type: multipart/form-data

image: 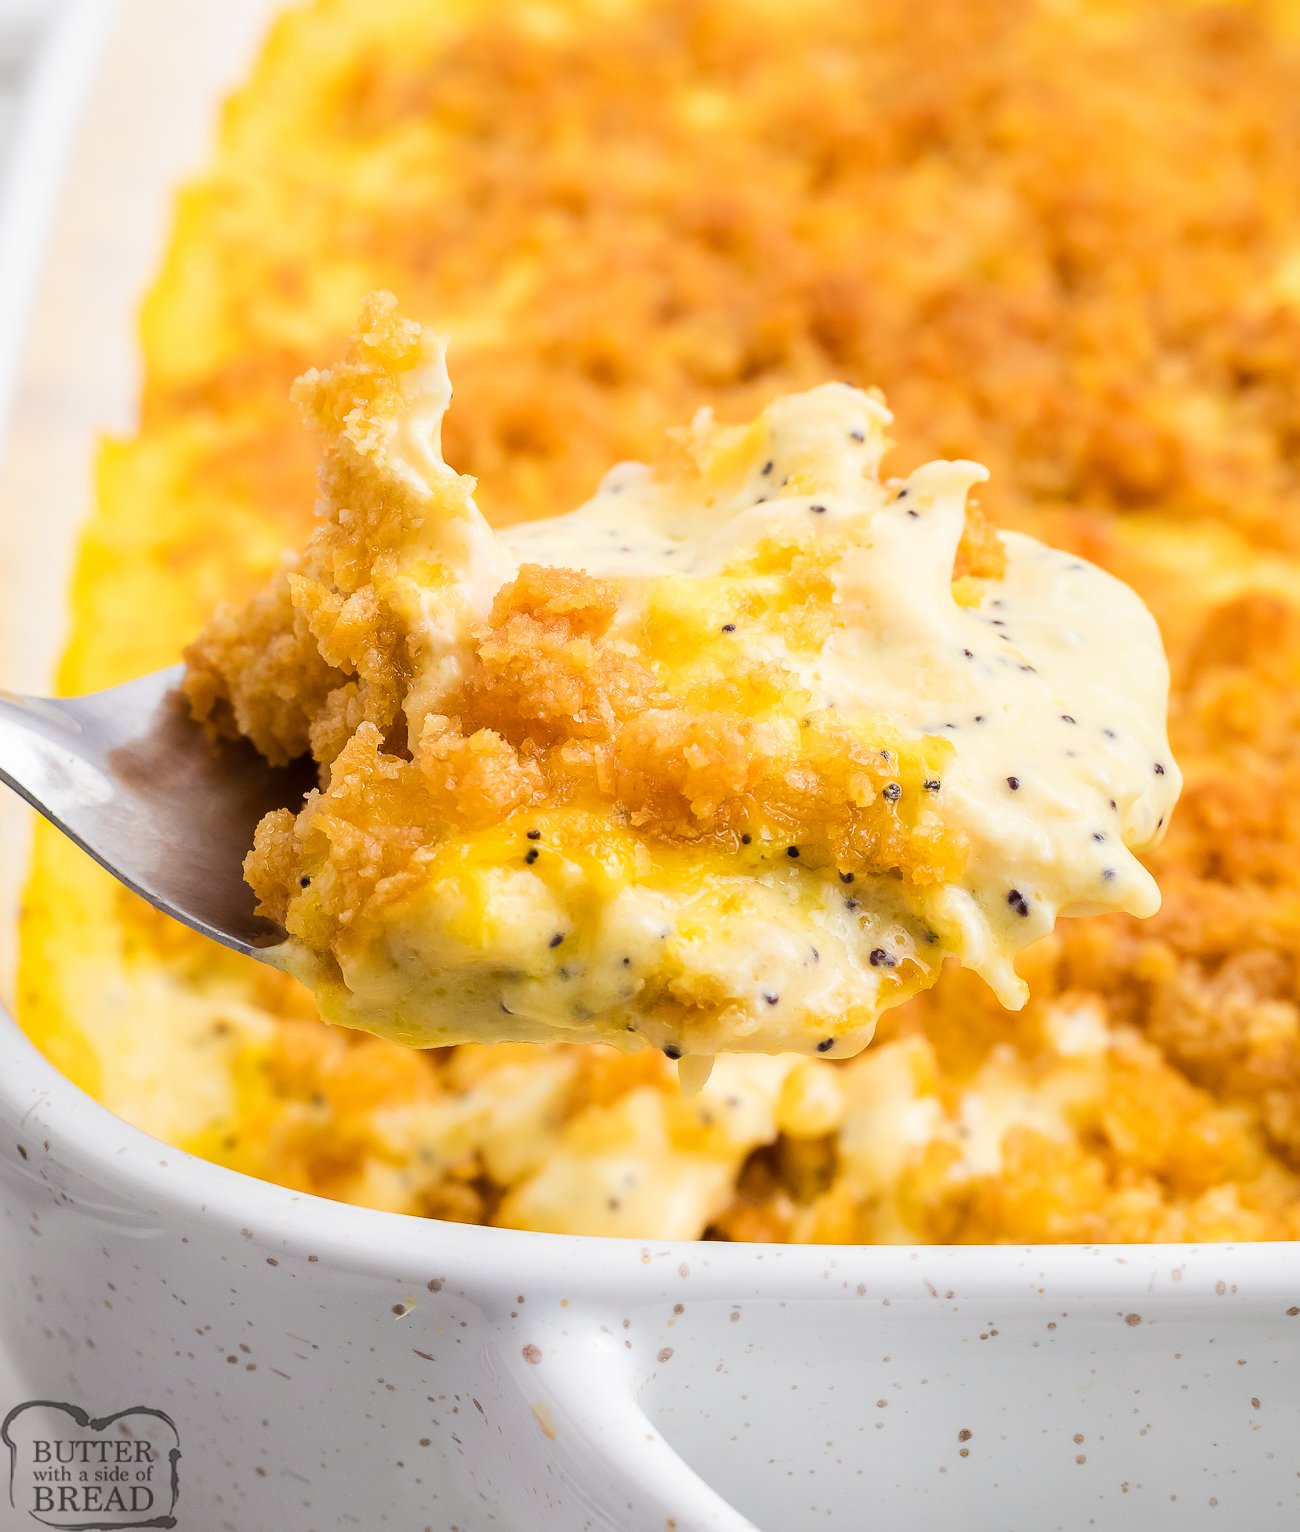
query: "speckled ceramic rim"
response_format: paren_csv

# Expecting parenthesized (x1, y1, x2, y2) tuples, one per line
(5, 1002, 1300, 1311)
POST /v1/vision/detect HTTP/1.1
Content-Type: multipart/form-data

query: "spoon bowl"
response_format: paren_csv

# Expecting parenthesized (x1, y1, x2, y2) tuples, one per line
(0, 665, 308, 955)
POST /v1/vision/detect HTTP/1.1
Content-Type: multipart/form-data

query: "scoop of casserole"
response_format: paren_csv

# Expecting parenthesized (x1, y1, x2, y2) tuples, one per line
(185, 294, 1179, 1059)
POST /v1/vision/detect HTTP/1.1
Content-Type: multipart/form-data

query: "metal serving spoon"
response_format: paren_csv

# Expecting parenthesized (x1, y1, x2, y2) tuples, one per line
(0, 666, 310, 956)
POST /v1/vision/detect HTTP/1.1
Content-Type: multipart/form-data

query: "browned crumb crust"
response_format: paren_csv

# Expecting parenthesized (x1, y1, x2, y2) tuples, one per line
(184, 571, 344, 763)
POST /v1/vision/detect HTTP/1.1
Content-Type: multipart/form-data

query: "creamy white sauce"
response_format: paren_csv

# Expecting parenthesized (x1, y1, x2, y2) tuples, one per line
(499, 383, 1178, 1016)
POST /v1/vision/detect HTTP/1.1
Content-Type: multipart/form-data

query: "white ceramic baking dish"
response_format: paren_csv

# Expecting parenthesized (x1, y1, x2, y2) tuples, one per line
(2, 6, 1300, 1529)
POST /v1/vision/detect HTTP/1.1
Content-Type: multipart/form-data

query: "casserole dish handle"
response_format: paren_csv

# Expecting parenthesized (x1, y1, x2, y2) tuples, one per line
(502, 1320, 759, 1532)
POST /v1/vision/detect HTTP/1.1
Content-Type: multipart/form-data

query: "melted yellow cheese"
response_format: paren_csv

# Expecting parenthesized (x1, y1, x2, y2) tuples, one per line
(184, 295, 1179, 1060)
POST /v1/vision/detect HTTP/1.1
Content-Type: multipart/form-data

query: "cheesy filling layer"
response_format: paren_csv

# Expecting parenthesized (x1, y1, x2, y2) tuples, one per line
(185, 294, 1179, 1059)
